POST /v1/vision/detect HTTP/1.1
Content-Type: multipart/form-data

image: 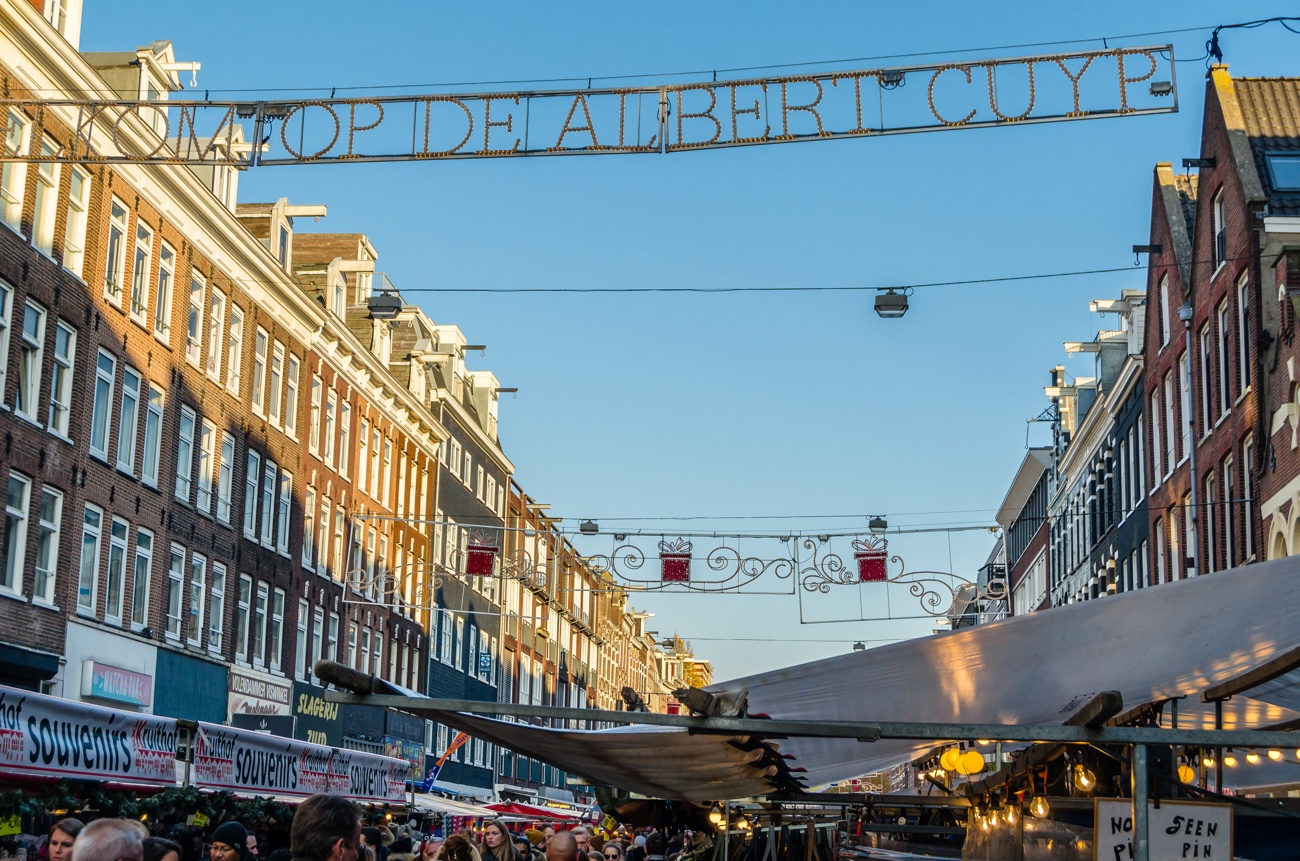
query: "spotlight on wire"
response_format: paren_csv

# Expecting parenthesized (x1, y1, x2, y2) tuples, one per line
(579, 520, 599, 535)
(874, 288, 909, 319)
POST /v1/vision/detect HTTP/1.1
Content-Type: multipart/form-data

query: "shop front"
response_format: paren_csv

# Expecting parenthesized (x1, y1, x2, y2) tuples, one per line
(63, 620, 157, 712)
(293, 681, 342, 747)
(0, 642, 61, 692)
(154, 648, 228, 725)
(227, 666, 293, 736)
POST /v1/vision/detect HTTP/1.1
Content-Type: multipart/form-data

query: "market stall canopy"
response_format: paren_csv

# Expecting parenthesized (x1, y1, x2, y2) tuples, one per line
(485, 801, 581, 820)
(412, 795, 499, 817)
(333, 557, 1300, 799)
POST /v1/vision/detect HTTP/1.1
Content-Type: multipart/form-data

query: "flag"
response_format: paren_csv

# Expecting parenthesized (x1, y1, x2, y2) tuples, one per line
(422, 732, 471, 790)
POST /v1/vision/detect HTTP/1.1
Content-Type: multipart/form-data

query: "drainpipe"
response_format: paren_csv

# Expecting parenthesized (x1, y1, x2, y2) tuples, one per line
(1178, 303, 1201, 576)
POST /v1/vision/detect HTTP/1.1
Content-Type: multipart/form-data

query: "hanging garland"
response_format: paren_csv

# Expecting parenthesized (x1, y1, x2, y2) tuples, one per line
(0, 782, 296, 826)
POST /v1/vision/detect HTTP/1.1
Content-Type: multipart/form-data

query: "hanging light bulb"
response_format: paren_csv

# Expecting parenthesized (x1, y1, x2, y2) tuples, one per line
(1223, 752, 1238, 768)
(1203, 753, 1216, 769)
(1003, 804, 1018, 826)
(1268, 748, 1283, 761)
(1177, 764, 1196, 784)
(1072, 763, 1096, 792)
(1246, 750, 1261, 765)
(708, 804, 724, 825)
(977, 739, 991, 746)
(979, 812, 991, 832)
(961, 750, 986, 775)
(1029, 794, 1050, 819)
(940, 748, 961, 772)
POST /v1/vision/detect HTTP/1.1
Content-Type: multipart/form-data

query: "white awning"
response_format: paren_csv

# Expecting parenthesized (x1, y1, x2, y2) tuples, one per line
(395, 557, 1300, 799)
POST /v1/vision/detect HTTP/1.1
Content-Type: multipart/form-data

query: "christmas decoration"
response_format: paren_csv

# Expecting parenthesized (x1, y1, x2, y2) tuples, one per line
(851, 536, 888, 582)
(658, 539, 692, 582)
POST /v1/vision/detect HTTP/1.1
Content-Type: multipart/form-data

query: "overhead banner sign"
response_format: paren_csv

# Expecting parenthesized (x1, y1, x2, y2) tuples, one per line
(193, 721, 408, 803)
(1, 45, 1175, 166)
(1094, 799, 1232, 861)
(0, 684, 177, 785)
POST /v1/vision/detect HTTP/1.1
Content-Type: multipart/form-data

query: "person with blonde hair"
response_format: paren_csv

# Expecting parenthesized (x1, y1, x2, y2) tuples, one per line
(434, 835, 480, 861)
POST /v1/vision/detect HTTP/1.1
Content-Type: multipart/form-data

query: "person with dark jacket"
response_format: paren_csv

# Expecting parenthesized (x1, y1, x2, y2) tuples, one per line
(290, 795, 363, 861)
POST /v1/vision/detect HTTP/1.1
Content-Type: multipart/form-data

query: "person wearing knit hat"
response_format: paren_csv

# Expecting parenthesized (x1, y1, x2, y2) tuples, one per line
(210, 823, 251, 861)
(523, 830, 544, 849)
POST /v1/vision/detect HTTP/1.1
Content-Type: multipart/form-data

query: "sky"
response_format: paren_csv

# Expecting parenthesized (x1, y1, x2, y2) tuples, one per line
(80, 2, 1300, 681)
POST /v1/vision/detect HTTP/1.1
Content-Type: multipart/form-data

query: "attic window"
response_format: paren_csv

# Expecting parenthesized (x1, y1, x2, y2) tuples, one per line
(1265, 153, 1300, 191)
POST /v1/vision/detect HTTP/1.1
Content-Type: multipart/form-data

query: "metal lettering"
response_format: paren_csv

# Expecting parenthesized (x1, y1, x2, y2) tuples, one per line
(928, 65, 977, 126)
(482, 94, 520, 154)
(1116, 50, 1157, 113)
(674, 85, 721, 148)
(280, 102, 341, 160)
(1053, 56, 1096, 116)
(985, 61, 1036, 122)
(778, 78, 825, 139)
(344, 101, 384, 158)
(554, 93, 600, 150)
(729, 82, 770, 142)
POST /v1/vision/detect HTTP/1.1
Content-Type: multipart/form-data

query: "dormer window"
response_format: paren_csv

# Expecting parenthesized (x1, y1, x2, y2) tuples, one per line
(331, 277, 345, 318)
(1266, 153, 1300, 191)
(278, 226, 290, 266)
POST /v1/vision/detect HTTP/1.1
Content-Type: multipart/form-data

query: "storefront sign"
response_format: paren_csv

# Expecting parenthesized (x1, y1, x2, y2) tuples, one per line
(0, 683, 177, 785)
(231, 713, 295, 737)
(1094, 799, 1232, 860)
(83, 661, 153, 708)
(293, 682, 342, 747)
(193, 721, 408, 803)
(228, 668, 292, 719)
(383, 736, 424, 776)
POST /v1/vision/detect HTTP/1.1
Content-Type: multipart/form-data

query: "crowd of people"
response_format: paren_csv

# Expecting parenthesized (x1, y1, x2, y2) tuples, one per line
(23, 797, 715, 861)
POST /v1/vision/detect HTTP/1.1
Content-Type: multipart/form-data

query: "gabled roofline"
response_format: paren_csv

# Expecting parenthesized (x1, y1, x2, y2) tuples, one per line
(1209, 65, 1266, 205)
(1154, 163, 1195, 289)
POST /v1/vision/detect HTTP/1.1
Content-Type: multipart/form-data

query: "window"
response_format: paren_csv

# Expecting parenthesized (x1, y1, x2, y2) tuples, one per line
(285, 355, 300, 437)
(324, 390, 337, 465)
(243, 450, 260, 539)
(348, 622, 358, 668)
(15, 302, 45, 419)
(318, 497, 331, 578)
(1183, 493, 1195, 577)
(1163, 372, 1176, 474)
(1204, 474, 1217, 574)
(130, 221, 152, 322)
(1218, 299, 1231, 414)
(462, 451, 472, 486)
(226, 305, 243, 394)
(260, 460, 276, 546)
(185, 273, 204, 365)
(1159, 274, 1170, 347)
(361, 627, 372, 673)
(311, 608, 324, 680)
(1178, 354, 1190, 460)
(154, 243, 174, 341)
(1224, 456, 1236, 568)
(175, 406, 196, 501)
(105, 516, 128, 622)
(270, 588, 285, 670)
(303, 487, 317, 570)
(117, 367, 141, 473)
(455, 616, 465, 671)
(338, 401, 351, 477)
(384, 439, 394, 506)
(205, 288, 225, 381)
(209, 563, 226, 651)
(0, 110, 30, 231)
(1, 473, 31, 596)
(1228, 273, 1248, 397)
(89, 350, 116, 461)
(63, 167, 90, 277)
(33, 487, 61, 606)
(165, 544, 184, 639)
(75, 504, 104, 614)
(235, 575, 251, 662)
(357, 418, 370, 494)
(31, 137, 59, 256)
(332, 277, 345, 318)
(47, 321, 75, 437)
(1212, 189, 1226, 267)
(295, 598, 309, 680)
(370, 425, 381, 493)
(0, 282, 10, 392)
(278, 226, 290, 266)
(253, 582, 268, 666)
(188, 552, 207, 647)
(105, 199, 130, 303)
(1198, 326, 1212, 435)
(309, 376, 322, 453)
(129, 528, 151, 628)
(327, 612, 339, 668)
(276, 471, 291, 554)
(216, 433, 235, 523)
(140, 385, 163, 487)
(197, 420, 216, 513)
(267, 342, 285, 424)
(332, 508, 345, 579)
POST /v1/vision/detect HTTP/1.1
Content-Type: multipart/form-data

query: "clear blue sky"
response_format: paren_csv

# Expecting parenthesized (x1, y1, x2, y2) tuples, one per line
(82, 2, 1300, 680)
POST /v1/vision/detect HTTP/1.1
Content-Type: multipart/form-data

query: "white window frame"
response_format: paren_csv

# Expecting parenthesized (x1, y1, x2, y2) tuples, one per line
(1212, 189, 1226, 268)
(226, 305, 243, 395)
(217, 432, 235, 524)
(1243, 436, 1256, 560)
(77, 504, 102, 614)
(243, 451, 260, 539)
(0, 110, 31, 232)
(1223, 455, 1236, 568)
(89, 350, 116, 462)
(205, 287, 225, 381)
(235, 574, 252, 663)
(253, 581, 269, 667)
(33, 486, 62, 606)
(324, 389, 337, 466)
(338, 400, 351, 477)
(1, 472, 31, 597)
(116, 367, 141, 474)
(209, 563, 226, 652)
(1238, 274, 1251, 394)
(270, 588, 285, 671)
(31, 137, 59, 257)
(187, 552, 207, 647)
(154, 242, 174, 342)
(284, 354, 300, 437)
(63, 166, 90, 277)
(309, 375, 322, 454)
(357, 418, 370, 495)
(175, 405, 196, 501)
(276, 470, 292, 555)
(197, 419, 216, 514)
(1198, 326, 1212, 436)
(15, 301, 45, 421)
(260, 459, 276, 546)
(185, 272, 204, 366)
(129, 220, 153, 323)
(268, 341, 284, 425)
(1159, 274, 1170, 347)
(1218, 299, 1231, 416)
(251, 327, 268, 415)
(303, 486, 317, 571)
(47, 320, 75, 438)
(141, 385, 164, 487)
(295, 598, 309, 680)
(165, 543, 184, 640)
(129, 527, 151, 629)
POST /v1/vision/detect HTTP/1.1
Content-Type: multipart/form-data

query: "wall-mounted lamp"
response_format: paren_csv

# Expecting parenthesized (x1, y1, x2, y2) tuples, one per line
(874, 288, 909, 318)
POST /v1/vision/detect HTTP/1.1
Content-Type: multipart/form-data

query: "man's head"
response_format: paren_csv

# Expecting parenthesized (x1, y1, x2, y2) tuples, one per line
(643, 835, 664, 859)
(246, 835, 259, 858)
(49, 819, 85, 861)
(544, 833, 577, 861)
(541, 828, 555, 849)
(72, 820, 143, 861)
(570, 830, 589, 856)
(209, 822, 248, 861)
(292, 795, 362, 861)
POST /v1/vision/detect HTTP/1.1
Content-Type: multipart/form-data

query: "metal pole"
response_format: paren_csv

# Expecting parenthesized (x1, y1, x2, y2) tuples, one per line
(1133, 744, 1149, 861)
(723, 801, 729, 861)
(1214, 699, 1224, 792)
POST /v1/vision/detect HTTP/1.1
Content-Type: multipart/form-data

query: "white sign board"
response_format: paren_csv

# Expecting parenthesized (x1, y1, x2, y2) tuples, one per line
(1094, 799, 1232, 861)
(0, 684, 177, 785)
(193, 721, 408, 803)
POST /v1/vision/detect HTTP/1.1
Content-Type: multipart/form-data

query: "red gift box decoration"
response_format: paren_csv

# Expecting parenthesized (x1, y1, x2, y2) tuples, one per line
(852, 536, 888, 582)
(465, 542, 499, 576)
(659, 539, 693, 582)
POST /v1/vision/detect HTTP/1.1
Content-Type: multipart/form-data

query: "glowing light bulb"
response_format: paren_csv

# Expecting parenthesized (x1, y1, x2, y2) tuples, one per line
(1003, 805, 1018, 826)
(979, 813, 991, 832)
(1223, 753, 1238, 768)
(1073, 763, 1096, 792)
(1246, 751, 1260, 764)
(1268, 749, 1283, 761)
(1203, 754, 1216, 768)
(1029, 796, 1050, 819)
(708, 805, 724, 825)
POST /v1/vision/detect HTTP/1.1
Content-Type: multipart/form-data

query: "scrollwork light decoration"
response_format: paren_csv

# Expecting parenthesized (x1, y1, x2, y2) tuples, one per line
(585, 536, 793, 593)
